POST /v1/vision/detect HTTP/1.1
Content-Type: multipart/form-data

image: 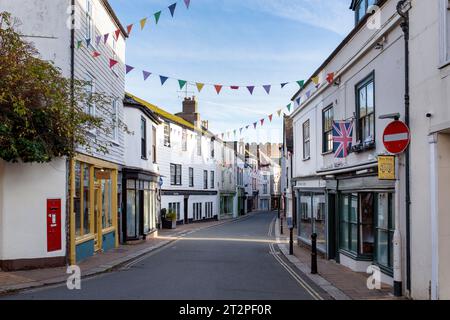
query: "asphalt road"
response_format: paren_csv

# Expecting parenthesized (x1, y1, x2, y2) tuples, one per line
(3, 212, 330, 300)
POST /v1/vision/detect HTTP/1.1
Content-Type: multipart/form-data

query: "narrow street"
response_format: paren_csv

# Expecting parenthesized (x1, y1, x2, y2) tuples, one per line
(3, 212, 329, 300)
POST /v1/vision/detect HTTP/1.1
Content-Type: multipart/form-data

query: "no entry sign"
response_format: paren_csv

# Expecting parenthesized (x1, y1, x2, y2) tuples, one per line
(383, 120, 410, 154)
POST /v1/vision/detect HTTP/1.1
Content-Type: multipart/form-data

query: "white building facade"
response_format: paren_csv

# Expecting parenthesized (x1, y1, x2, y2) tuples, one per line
(0, 0, 127, 269)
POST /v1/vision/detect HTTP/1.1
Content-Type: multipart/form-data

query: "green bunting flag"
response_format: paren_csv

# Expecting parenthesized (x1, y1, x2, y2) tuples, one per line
(77, 40, 83, 49)
(297, 80, 305, 88)
(287, 103, 292, 112)
(178, 80, 187, 90)
(154, 11, 162, 24)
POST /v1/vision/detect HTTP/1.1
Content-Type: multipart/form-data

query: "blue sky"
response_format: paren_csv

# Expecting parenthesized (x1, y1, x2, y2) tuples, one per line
(109, 0, 354, 143)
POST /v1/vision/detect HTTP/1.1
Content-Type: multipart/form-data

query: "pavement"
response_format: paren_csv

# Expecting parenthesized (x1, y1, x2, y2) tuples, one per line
(275, 216, 403, 300)
(0, 211, 331, 300)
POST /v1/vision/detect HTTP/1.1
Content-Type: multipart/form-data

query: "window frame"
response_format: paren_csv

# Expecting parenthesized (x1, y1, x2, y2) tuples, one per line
(203, 170, 208, 189)
(189, 167, 194, 187)
(210, 171, 215, 189)
(152, 126, 157, 163)
(164, 123, 171, 147)
(302, 120, 311, 160)
(170, 164, 182, 186)
(85, 0, 95, 44)
(322, 104, 334, 154)
(355, 71, 376, 147)
(140, 116, 147, 160)
(197, 135, 202, 156)
(85, 73, 95, 117)
(210, 139, 215, 158)
(111, 99, 119, 142)
(182, 128, 187, 152)
(439, 0, 450, 66)
(354, 0, 377, 26)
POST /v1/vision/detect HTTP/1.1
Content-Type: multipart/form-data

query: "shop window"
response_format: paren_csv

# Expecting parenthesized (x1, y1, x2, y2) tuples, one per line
(322, 105, 334, 153)
(126, 187, 137, 238)
(169, 202, 181, 221)
(303, 120, 310, 160)
(74, 162, 91, 237)
(340, 193, 375, 257)
(355, 73, 375, 147)
(298, 193, 326, 252)
(376, 193, 395, 270)
(97, 169, 113, 230)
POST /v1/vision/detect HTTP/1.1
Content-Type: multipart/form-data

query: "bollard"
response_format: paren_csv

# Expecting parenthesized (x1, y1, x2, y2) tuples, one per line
(289, 228, 294, 255)
(311, 233, 318, 274)
(280, 217, 284, 235)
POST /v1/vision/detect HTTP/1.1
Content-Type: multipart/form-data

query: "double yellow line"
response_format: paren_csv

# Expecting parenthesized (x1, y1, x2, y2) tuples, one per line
(268, 218, 324, 300)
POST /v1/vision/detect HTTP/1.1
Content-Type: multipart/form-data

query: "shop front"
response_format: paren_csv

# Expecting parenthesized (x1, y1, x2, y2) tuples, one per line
(121, 168, 159, 243)
(295, 179, 327, 254)
(69, 155, 119, 264)
(326, 174, 396, 279)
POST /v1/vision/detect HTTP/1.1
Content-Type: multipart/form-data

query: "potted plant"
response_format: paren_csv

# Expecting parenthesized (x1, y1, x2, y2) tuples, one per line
(163, 209, 177, 229)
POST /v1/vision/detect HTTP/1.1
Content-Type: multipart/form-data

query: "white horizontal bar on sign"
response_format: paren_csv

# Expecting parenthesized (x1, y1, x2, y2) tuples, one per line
(384, 133, 409, 142)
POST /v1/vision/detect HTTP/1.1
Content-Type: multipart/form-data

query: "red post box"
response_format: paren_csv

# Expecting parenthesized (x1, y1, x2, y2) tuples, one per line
(47, 199, 62, 252)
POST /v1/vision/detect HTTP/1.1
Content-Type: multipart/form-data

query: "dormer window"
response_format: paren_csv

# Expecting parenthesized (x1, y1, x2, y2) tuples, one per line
(354, 0, 377, 25)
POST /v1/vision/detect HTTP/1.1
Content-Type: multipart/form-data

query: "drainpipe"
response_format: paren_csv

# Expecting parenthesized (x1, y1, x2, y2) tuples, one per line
(429, 134, 439, 300)
(67, 0, 76, 266)
(397, 0, 411, 296)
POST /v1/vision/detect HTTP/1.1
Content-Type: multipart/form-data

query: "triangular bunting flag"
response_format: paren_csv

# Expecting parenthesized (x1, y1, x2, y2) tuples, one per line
(240, 128, 243, 134)
(214, 85, 223, 94)
(260, 119, 265, 126)
(126, 65, 135, 74)
(76, 40, 83, 49)
(306, 91, 312, 98)
(247, 86, 255, 95)
(296, 97, 301, 105)
(154, 11, 162, 24)
(281, 83, 288, 88)
(184, 0, 191, 9)
(230, 86, 239, 90)
(85, 38, 91, 47)
(168, 3, 177, 17)
(160, 76, 169, 85)
(114, 29, 120, 40)
(312, 76, 320, 85)
(140, 18, 147, 30)
(269, 114, 273, 122)
(297, 80, 305, 88)
(253, 122, 257, 129)
(246, 125, 250, 130)
(327, 72, 335, 84)
(178, 80, 187, 90)
(143, 71, 152, 81)
(263, 85, 271, 95)
(91, 51, 101, 58)
(109, 59, 118, 68)
(196, 83, 205, 92)
(95, 35, 101, 46)
(277, 109, 282, 117)
(287, 103, 292, 112)
(233, 130, 237, 136)
(103, 33, 109, 44)
(126, 24, 133, 36)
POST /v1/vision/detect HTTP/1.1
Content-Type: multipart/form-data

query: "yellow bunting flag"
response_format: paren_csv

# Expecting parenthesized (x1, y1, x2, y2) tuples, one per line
(312, 76, 320, 85)
(196, 83, 205, 92)
(140, 18, 148, 30)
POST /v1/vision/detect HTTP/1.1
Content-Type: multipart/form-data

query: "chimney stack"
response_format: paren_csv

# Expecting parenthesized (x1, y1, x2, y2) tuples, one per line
(176, 96, 201, 127)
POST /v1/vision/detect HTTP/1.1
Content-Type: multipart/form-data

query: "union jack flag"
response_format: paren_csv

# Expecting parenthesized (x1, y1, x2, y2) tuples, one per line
(332, 121, 354, 158)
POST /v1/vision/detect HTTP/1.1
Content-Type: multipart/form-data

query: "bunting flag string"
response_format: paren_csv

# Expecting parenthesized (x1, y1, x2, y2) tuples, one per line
(76, 1, 192, 49)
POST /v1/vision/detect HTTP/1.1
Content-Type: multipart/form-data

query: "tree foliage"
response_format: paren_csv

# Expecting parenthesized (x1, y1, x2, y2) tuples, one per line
(0, 12, 116, 163)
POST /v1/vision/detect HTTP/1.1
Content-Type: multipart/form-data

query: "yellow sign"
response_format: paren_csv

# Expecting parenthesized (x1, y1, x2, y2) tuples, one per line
(378, 156, 396, 180)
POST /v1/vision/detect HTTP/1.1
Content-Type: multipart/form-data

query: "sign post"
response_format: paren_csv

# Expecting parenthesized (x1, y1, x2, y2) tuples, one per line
(382, 120, 410, 297)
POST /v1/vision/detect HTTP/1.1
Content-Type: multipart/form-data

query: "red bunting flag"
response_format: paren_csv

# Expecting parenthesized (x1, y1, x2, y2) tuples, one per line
(269, 114, 273, 122)
(127, 24, 134, 36)
(214, 85, 223, 94)
(114, 29, 120, 40)
(260, 119, 265, 126)
(327, 72, 335, 84)
(184, 0, 191, 9)
(109, 59, 118, 68)
(230, 86, 239, 90)
(91, 51, 101, 58)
